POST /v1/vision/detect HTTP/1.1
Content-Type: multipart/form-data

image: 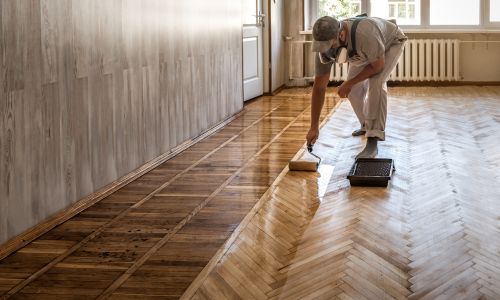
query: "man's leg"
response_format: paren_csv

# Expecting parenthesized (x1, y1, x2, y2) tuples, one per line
(356, 42, 405, 158)
(347, 65, 368, 135)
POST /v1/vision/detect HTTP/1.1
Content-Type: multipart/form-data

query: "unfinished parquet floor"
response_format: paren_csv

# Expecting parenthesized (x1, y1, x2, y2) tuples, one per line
(1, 87, 500, 299)
(189, 86, 500, 300)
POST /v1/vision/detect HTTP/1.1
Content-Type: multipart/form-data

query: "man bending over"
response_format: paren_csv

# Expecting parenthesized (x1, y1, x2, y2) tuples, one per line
(306, 15, 407, 158)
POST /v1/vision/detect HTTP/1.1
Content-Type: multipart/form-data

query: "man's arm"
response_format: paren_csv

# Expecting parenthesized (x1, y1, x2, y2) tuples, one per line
(306, 72, 330, 145)
(337, 56, 385, 98)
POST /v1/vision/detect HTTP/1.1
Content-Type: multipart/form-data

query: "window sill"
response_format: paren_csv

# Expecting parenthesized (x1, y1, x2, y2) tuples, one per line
(402, 28, 500, 33)
(300, 29, 500, 35)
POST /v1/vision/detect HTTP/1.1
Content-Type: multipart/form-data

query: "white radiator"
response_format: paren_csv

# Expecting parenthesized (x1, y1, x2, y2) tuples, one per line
(330, 39, 460, 81)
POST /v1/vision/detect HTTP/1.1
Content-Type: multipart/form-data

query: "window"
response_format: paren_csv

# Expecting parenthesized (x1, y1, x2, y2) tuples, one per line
(430, 0, 480, 25)
(305, 0, 500, 30)
(491, 0, 500, 22)
(371, 0, 420, 25)
(388, 0, 415, 19)
(317, 0, 362, 19)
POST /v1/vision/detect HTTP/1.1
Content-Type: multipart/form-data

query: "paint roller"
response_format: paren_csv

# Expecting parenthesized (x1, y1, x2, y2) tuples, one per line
(288, 144, 322, 172)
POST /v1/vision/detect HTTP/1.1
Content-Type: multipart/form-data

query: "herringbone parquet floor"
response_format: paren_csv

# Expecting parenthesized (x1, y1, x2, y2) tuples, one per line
(188, 86, 500, 300)
(1, 87, 499, 299)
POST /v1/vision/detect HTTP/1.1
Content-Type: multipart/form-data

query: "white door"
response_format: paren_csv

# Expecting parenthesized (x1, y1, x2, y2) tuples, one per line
(243, 0, 264, 101)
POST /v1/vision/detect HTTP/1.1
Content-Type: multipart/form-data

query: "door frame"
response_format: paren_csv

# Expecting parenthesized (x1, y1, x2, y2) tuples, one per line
(263, 0, 271, 94)
(241, 0, 271, 101)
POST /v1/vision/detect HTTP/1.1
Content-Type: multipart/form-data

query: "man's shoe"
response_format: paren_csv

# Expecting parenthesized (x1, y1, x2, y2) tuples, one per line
(352, 129, 366, 136)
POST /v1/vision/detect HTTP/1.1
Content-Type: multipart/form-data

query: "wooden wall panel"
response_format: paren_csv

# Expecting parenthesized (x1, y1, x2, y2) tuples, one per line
(0, 0, 243, 245)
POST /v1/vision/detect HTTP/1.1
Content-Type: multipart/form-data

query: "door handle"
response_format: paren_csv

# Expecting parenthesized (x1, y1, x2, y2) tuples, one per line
(253, 12, 265, 27)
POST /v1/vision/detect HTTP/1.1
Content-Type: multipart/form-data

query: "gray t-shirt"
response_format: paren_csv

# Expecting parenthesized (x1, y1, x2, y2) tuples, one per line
(315, 17, 406, 76)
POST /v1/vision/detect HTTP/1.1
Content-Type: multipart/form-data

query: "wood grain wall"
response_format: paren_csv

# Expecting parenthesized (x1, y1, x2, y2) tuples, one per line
(0, 0, 243, 245)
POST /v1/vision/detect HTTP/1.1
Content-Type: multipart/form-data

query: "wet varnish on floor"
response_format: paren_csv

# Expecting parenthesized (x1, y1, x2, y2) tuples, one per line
(0, 88, 339, 299)
(1, 86, 500, 299)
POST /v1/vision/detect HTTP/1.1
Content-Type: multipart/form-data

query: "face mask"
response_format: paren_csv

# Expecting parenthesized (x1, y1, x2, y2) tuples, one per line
(318, 46, 348, 65)
(317, 23, 348, 65)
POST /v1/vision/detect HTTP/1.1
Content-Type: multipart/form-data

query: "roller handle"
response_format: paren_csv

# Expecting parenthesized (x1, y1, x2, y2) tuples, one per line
(306, 144, 321, 165)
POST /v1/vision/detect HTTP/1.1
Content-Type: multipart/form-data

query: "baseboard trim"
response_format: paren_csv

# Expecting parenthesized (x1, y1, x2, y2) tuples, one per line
(271, 84, 286, 95)
(387, 81, 500, 87)
(0, 111, 243, 261)
(288, 81, 500, 88)
(262, 84, 287, 96)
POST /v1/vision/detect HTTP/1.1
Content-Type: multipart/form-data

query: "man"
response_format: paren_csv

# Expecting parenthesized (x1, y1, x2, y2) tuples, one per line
(306, 15, 407, 158)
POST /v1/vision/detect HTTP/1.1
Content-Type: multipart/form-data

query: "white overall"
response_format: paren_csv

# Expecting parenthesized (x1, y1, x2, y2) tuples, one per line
(346, 41, 406, 141)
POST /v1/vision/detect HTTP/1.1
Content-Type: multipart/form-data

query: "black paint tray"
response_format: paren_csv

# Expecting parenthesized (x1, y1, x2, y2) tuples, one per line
(347, 158, 395, 187)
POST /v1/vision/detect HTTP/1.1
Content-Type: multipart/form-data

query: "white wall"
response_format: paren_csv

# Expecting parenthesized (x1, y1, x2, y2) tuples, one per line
(461, 42, 500, 81)
(285, 31, 500, 84)
(270, 0, 287, 91)
(282, 0, 500, 84)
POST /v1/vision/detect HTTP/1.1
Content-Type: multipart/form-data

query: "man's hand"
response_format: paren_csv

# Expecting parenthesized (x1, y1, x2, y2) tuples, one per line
(338, 57, 385, 99)
(306, 127, 319, 146)
(337, 81, 353, 98)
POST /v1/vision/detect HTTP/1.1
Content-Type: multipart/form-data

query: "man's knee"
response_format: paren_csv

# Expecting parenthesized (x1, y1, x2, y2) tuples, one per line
(369, 73, 387, 86)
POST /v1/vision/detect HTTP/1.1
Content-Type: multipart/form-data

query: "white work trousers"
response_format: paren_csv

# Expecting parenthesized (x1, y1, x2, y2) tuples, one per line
(346, 42, 406, 141)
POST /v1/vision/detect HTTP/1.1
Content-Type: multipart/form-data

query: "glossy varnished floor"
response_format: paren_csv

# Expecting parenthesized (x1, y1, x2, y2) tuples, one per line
(1, 87, 500, 299)
(0, 88, 339, 299)
(190, 86, 500, 300)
